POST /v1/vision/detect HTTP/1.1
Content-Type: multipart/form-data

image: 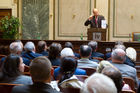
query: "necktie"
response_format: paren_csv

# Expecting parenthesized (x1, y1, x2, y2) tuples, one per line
(95, 17, 98, 27)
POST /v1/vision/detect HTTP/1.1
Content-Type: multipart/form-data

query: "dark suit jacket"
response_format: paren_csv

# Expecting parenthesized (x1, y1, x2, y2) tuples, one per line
(12, 82, 60, 93)
(90, 51, 104, 59)
(84, 15, 105, 28)
(22, 51, 43, 60)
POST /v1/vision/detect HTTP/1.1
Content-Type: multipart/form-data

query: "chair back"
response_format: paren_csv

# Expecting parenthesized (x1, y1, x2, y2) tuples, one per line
(121, 90, 135, 93)
(76, 75, 88, 82)
(0, 83, 22, 93)
(93, 57, 104, 61)
(60, 87, 80, 93)
(80, 68, 96, 76)
(123, 77, 135, 91)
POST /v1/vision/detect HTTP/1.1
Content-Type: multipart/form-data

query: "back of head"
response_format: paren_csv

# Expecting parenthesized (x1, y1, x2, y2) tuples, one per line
(24, 41, 35, 52)
(30, 56, 52, 82)
(115, 41, 124, 45)
(81, 73, 117, 93)
(102, 67, 123, 93)
(59, 57, 77, 84)
(9, 42, 23, 54)
(88, 41, 97, 52)
(126, 47, 137, 61)
(80, 45, 92, 57)
(114, 44, 126, 51)
(96, 60, 114, 73)
(60, 48, 74, 57)
(111, 49, 126, 63)
(0, 55, 21, 82)
(48, 43, 62, 59)
(37, 41, 47, 53)
(65, 42, 73, 49)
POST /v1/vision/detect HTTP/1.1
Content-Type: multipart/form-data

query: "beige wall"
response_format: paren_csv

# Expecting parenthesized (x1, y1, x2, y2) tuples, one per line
(0, 0, 17, 17)
(1, 0, 140, 41)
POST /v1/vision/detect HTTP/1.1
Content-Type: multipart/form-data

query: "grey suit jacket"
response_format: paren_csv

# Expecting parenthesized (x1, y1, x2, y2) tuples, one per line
(111, 62, 139, 87)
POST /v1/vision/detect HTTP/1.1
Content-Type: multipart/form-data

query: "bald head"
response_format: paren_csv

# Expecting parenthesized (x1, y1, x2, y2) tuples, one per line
(93, 8, 99, 17)
(112, 49, 126, 63)
(80, 45, 92, 58)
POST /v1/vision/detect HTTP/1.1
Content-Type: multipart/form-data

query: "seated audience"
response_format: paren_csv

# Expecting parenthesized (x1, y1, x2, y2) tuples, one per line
(0, 55, 32, 84)
(111, 49, 139, 87)
(12, 56, 60, 93)
(0, 42, 30, 66)
(37, 40, 49, 56)
(64, 42, 80, 58)
(88, 41, 104, 59)
(81, 73, 117, 93)
(48, 43, 62, 66)
(22, 41, 43, 60)
(58, 57, 83, 89)
(77, 45, 98, 68)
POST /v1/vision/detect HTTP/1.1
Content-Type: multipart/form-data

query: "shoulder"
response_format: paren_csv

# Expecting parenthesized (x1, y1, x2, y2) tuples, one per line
(12, 85, 29, 93)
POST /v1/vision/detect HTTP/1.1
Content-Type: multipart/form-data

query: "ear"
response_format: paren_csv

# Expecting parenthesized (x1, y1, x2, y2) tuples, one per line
(51, 67, 54, 77)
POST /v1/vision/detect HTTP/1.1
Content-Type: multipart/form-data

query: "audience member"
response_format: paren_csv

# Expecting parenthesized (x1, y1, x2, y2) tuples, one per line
(88, 41, 104, 59)
(126, 47, 137, 63)
(65, 42, 80, 58)
(58, 57, 83, 89)
(22, 41, 43, 60)
(60, 48, 74, 57)
(96, 60, 114, 73)
(102, 67, 124, 93)
(0, 42, 30, 66)
(77, 45, 98, 68)
(0, 55, 32, 84)
(12, 56, 60, 93)
(37, 40, 49, 56)
(54, 57, 86, 80)
(48, 43, 62, 66)
(111, 49, 139, 87)
(81, 73, 117, 93)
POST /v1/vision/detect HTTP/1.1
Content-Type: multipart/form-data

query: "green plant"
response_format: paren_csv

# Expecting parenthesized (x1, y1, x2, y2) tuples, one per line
(0, 15, 20, 39)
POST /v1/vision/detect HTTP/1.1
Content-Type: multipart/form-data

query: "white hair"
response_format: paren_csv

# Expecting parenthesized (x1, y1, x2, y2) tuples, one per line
(126, 47, 137, 61)
(111, 49, 126, 62)
(24, 41, 35, 52)
(81, 73, 117, 93)
(9, 42, 23, 54)
(60, 48, 74, 57)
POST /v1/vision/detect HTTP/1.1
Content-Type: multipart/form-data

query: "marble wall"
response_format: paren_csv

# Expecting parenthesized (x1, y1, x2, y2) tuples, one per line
(22, 0, 49, 40)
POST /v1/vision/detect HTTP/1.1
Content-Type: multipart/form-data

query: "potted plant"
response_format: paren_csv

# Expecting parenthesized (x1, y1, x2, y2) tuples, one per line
(0, 15, 20, 39)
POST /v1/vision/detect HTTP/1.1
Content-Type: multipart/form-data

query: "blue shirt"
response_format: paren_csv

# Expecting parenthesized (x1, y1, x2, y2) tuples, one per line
(54, 67, 86, 80)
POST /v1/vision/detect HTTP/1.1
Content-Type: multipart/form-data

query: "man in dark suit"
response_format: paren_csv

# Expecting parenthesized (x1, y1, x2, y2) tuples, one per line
(12, 56, 60, 93)
(84, 8, 105, 28)
(22, 41, 43, 60)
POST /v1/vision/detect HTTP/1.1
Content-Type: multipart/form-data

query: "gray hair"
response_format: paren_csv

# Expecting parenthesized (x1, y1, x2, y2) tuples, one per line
(81, 73, 117, 93)
(88, 41, 97, 52)
(114, 44, 126, 51)
(24, 41, 35, 52)
(9, 42, 23, 54)
(111, 49, 126, 62)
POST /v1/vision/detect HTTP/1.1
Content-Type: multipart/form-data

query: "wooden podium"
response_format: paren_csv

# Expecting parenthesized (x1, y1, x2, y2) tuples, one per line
(87, 28, 107, 41)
